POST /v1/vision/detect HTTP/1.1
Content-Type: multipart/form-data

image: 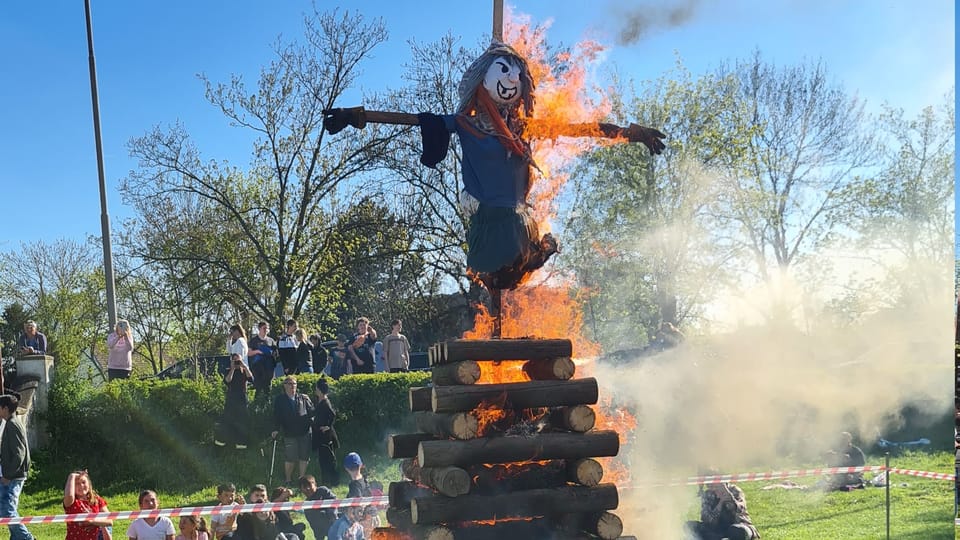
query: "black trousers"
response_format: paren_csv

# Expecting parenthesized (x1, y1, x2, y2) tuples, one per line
(316, 444, 340, 486)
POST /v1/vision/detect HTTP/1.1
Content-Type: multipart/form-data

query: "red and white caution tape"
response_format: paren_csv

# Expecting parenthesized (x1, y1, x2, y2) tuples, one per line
(886, 467, 956, 481)
(0, 496, 389, 525)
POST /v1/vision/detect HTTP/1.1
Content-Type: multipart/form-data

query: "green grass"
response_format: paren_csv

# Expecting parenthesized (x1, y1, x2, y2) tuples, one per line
(14, 451, 956, 540)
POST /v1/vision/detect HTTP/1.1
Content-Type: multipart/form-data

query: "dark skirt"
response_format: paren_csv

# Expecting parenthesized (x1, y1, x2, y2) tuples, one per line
(466, 205, 534, 273)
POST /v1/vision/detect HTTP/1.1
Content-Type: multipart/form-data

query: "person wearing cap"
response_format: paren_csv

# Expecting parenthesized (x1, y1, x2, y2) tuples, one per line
(272, 375, 315, 486)
(311, 377, 340, 486)
(343, 453, 377, 499)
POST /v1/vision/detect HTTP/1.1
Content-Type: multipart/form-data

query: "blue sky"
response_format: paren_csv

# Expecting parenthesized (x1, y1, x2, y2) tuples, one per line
(0, 1, 954, 248)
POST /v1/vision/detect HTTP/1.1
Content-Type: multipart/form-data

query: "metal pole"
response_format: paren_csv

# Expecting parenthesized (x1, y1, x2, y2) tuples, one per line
(493, 0, 503, 41)
(885, 452, 890, 540)
(84, 0, 118, 329)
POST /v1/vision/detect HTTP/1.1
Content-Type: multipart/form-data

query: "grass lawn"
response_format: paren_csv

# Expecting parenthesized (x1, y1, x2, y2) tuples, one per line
(15, 450, 956, 540)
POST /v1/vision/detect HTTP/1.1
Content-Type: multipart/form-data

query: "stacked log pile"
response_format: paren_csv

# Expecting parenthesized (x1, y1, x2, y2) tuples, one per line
(373, 338, 636, 540)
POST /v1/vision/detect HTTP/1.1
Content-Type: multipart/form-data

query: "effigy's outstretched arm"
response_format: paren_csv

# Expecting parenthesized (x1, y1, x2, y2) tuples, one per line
(322, 106, 420, 134)
(528, 119, 667, 156)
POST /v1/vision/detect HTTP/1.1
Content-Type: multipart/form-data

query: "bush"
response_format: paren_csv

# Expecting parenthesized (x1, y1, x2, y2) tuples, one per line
(40, 370, 430, 491)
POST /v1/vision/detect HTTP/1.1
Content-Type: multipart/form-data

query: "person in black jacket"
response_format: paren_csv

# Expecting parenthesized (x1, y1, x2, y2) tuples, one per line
(272, 376, 315, 486)
(312, 377, 340, 486)
(0, 393, 34, 540)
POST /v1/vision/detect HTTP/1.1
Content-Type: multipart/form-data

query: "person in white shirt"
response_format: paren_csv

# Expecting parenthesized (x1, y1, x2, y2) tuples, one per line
(227, 325, 249, 368)
(127, 490, 175, 540)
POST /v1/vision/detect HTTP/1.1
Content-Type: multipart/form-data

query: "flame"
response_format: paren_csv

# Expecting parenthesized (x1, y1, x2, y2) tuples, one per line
(371, 529, 412, 540)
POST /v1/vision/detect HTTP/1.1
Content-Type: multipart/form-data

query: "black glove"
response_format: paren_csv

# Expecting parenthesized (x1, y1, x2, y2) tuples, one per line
(625, 123, 667, 155)
(322, 107, 367, 135)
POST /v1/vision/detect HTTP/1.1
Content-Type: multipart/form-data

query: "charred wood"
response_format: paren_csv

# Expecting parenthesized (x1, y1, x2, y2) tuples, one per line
(390, 433, 438, 459)
(432, 360, 482, 385)
(558, 511, 624, 540)
(415, 412, 479, 440)
(388, 481, 434, 509)
(418, 430, 619, 468)
(522, 357, 575, 380)
(438, 339, 572, 364)
(431, 378, 598, 414)
(409, 387, 433, 412)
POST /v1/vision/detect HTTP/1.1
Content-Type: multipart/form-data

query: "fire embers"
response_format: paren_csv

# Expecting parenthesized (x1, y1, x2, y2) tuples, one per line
(375, 338, 636, 540)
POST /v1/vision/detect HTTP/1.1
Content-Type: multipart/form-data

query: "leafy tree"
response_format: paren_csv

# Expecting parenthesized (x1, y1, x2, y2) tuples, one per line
(564, 61, 752, 349)
(0, 303, 32, 357)
(120, 9, 393, 331)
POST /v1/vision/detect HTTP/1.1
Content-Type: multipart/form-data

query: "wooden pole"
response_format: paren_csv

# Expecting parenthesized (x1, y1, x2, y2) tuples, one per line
(493, 0, 504, 41)
(418, 430, 619, 468)
(411, 483, 618, 525)
(431, 377, 598, 413)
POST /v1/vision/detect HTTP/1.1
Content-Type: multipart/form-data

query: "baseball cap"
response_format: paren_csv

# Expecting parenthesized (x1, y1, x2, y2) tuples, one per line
(344, 452, 363, 469)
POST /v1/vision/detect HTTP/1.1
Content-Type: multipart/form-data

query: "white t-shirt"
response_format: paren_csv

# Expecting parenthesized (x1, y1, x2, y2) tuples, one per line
(227, 337, 249, 367)
(210, 502, 239, 536)
(126, 517, 175, 540)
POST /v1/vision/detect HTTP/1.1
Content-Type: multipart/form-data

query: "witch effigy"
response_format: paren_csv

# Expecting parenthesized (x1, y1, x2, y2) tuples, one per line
(323, 40, 665, 293)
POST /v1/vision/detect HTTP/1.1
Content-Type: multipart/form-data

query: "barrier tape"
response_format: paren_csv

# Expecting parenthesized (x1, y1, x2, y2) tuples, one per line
(0, 496, 389, 525)
(624, 465, 956, 488)
(887, 467, 956, 481)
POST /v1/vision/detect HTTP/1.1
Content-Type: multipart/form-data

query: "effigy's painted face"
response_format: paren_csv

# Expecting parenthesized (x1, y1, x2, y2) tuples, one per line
(483, 55, 522, 106)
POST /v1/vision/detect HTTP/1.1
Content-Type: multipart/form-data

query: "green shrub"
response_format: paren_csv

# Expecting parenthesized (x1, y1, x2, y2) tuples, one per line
(40, 370, 429, 492)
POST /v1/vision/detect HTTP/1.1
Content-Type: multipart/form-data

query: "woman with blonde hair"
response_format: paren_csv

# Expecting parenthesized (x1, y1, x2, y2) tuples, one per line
(107, 319, 134, 380)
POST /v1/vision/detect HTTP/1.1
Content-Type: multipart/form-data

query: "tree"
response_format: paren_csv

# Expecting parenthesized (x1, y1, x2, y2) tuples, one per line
(120, 9, 394, 331)
(563, 61, 752, 349)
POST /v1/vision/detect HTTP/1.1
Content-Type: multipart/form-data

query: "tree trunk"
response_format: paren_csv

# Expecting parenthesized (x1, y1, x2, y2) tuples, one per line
(409, 387, 433, 412)
(411, 483, 618, 525)
(431, 360, 482, 385)
(414, 412, 478, 440)
(559, 512, 624, 540)
(438, 339, 573, 364)
(431, 378, 598, 413)
(418, 430, 619, 468)
(522, 356, 575, 380)
(389, 433, 438, 459)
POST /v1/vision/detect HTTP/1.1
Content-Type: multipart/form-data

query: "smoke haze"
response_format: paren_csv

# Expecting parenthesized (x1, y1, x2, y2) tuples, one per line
(609, 0, 703, 45)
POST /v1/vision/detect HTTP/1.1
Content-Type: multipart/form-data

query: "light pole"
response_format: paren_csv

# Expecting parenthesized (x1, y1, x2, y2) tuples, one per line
(84, 0, 118, 328)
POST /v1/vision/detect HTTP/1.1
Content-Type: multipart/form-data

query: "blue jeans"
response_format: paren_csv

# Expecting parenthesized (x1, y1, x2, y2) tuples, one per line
(0, 478, 33, 540)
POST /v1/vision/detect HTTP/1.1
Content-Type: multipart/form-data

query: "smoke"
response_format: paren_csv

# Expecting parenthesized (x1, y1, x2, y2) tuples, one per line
(609, 0, 703, 45)
(583, 191, 952, 535)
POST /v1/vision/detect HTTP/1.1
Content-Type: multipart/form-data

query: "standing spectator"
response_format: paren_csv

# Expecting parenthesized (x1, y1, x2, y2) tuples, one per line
(312, 377, 340, 486)
(64, 470, 113, 540)
(0, 394, 33, 540)
(277, 320, 299, 376)
(18, 321, 46, 356)
(272, 376, 314, 486)
(373, 341, 385, 373)
(227, 325, 249, 368)
(347, 318, 376, 375)
(308, 335, 329, 375)
(209, 483, 243, 540)
(247, 322, 276, 402)
(383, 320, 411, 373)
(294, 329, 313, 374)
(344, 453, 381, 498)
(175, 516, 208, 540)
(216, 354, 253, 449)
(328, 335, 351, 380)
(126, 490, 175, 540)
(106, 319, 134, 381)
(299, 475, 336, 540)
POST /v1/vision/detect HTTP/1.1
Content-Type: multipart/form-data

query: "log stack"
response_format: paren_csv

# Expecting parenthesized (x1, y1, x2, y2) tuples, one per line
(375, 338, 635, 540)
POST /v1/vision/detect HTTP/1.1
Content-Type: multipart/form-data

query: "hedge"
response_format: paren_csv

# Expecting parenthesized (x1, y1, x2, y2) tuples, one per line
(40, 370, 430, 491)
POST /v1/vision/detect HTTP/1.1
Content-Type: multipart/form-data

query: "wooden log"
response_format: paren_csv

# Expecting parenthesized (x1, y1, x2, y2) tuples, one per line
(439, 339, 573, 364)
(414, 412, 479, 440)
(384, 507, 414, 530)
(549, 405, 596, 433)
(566, 458, 604, 487)
(411, 483, 618, 525)
(559, 511, 624, 540)
(431, 360, 482, 385)
(409, 387, 433, 412)
(419, 430, 618, 468)
(399, 458, 422, 483)
(390, 433, 438, 459)
(388, 481, 434, 509)
(418, 466, 471, 497)
(522, 356, 575, 380)
(431, 378, 598, 413)
(470, 460, 566, 494)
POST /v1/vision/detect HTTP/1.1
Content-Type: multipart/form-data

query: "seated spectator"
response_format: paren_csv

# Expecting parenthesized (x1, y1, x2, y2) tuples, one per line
(269, 487, 306, 540)
(175, 516, 209, 540)
(358, 505, 381, 538)
(299, 475, 337, 540)
(235, 484, 297, 540)
(18, 320, 46, 356)
(326, 506, 362, 540)
(63, 470, 113, 540)
(824, 431, 866, 490)
(684, 476, 759, 540)
(209, 484, 243, 540)
(126, 490, 175, 540)
(328, 335, 351, 380)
